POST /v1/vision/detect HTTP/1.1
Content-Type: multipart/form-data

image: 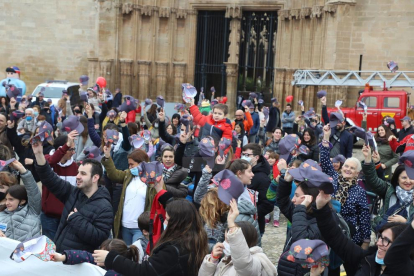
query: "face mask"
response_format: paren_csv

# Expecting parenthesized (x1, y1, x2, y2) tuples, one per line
(222, 241, 231, 256)
(34, 112, 39, 117)
(37, 122, 42, 126)
(154, 123, 159, 128)
(0, 192, 5, 201)
(142, 122, 146, 126)
(241, 155, 251, 163)
(163, 222, 167, 230)
(26, 116, 32, 121)
(130, 166, 139, 176)
(375, 250, 384, 265)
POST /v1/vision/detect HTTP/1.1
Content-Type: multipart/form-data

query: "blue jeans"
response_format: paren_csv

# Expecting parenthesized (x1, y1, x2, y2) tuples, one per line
(121, 226, 142, 245)
(40, 212, 60, 241)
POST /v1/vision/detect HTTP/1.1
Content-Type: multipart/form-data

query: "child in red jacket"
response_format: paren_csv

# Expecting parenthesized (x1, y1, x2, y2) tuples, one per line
(189, 100, 232, 142)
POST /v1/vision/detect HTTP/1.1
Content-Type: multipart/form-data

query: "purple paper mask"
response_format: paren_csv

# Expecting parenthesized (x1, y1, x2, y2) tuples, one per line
(106, 129, 119, 145)
(128, 134, 145, 149)
(106, 110, 117, 118)
(211, 86, 216, 93)
(298, 100, 304, 106)
(211, 99, 218, 107)
(212, 169, 244, 205)
(156, 95, 165, 108)
(79, 75, 89, 86)
(316, 90, 327, 99)
(249, 92, 257, 99)
(335, 100, 343, 108)
(119, 96, 137, 113)
(174, 103, 186, 112)
(144, 98, 152, 106)
(0, 158, 16, 171)
(263, 107, 269, 120)
(387, 61, 398, 73)
(80, 91, 88, 102)
(180, 114, 191, 132)
(38, 121, 53, 142)
(138, 161, 164, 184)
(182, 83, 197, 103)
(142, 130, 152, 141)
(218, 137, 231, 158)
(83, 146, 102, 162)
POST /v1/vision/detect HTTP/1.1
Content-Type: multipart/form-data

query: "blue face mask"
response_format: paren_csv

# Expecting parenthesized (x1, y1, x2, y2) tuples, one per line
(241, 155, 251, 163)
(34, 112, 39, 117)
(26, 116, 32, 121)
(130, 166, 139, 176)
(375, 250, 384, 265)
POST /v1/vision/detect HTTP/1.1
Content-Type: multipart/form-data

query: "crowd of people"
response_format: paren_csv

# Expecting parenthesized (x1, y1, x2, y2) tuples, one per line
(1, 70, 414, 276)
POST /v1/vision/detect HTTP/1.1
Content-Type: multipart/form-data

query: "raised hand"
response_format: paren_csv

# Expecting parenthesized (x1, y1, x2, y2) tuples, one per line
(10, 160, 27, 174)
(301, 195, 313, 208)
(321, 96, 327, 106)
(119, 111, 127, 122)
(67, 130, 78, 148)
(85, 104, 93, 118)
(315, 190, 331, 210)
(277, 158, 288, 171)
(7, 120, 14, 129)
(211, 243, 224, 260)
(388, 135, 396, 142)
(227, 199, 240, 227)
(361, 144, 371, 163)
(103, 145, 111, 158)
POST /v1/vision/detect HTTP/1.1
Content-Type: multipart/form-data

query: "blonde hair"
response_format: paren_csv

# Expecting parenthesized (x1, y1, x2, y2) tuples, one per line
(199, 188, 230, 228)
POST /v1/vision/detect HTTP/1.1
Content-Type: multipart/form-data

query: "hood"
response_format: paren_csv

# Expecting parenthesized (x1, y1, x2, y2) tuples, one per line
(237, 198, 256, 215)
(252, 156, 270, 175)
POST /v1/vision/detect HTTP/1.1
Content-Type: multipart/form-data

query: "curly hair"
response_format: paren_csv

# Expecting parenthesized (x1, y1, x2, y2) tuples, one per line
(199, 188, 230, 228)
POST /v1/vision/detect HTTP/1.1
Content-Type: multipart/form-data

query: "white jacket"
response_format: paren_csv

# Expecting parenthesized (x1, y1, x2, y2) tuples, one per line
(198, 227, 276, 276)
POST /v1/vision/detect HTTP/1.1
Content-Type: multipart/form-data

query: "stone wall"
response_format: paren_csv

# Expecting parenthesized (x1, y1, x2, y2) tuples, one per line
(0, 0, 98, 93)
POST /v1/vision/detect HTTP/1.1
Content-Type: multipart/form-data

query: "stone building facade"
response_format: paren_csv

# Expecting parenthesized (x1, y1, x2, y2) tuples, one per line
(1, 0, 413, 115)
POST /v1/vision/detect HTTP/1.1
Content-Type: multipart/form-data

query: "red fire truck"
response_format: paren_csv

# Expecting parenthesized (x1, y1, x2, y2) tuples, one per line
(292, 70, 413, 133)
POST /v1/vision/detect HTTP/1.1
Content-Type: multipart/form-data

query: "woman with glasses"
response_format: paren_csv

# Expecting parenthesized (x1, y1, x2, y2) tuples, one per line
(361, 145, 414, 232)
(320, 126, 371, 252)
(314, 190, 414, 276)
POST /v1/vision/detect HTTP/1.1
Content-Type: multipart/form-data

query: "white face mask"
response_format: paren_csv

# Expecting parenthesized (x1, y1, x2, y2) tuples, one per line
(222, 241, 231, 256)
(154, 123, 159, 128)
(241, 155, 252, 164)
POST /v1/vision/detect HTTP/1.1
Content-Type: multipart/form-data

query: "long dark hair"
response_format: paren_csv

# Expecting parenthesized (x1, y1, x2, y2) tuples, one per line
(226, 159, 251, 176)
(154, 199, 208, 275)
(390, 164, 407, 189)
(148, 104, 157, 116)
(375, 125, 393, 144)
(234, 121, 245, 137)
(296, 182, 319, 213)
(222, 221, 258, 264)
(6, 185, 28, 206)
(302, 128, 317, 146)
(100, 239, 140, 263)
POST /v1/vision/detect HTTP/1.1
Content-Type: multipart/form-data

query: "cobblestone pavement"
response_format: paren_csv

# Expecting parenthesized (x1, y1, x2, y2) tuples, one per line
(262, 145, 366, 266)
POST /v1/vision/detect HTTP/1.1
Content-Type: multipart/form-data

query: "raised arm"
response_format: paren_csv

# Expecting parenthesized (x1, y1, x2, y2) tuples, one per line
(101, 148, 127, 184)
(85, 104, 102, 147)
(361, 145, 389, 198)
(193, 166, 213, 204)
(12, 161, 41, 216)
(276, 163, 294, 222)
(119, 111, 131, 151)
(32, 142, 75, 203)
(320, 125, 339, 181)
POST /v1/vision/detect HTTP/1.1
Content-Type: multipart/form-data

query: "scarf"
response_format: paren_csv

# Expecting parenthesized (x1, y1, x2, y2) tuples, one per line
(335, 175, 358, 205)
(162, 164, 178, 183)
(396, 186, 414, 205)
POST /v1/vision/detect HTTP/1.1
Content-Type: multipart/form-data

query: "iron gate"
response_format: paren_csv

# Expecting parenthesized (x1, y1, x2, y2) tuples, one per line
(194, 11, 230, 100)
(238, 11, 278, 99)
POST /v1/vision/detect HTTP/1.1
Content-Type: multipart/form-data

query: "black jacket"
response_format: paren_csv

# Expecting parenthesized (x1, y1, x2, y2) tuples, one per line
(112, 93, 122, 108)
(35, 162, 113, 252)
(398, 125, 414, 142)
(277, 177, 322, 276)
(248, 156, 273, 209)
(265, 106, 280, 132)
(313, 204, 414, 276)
(321, 105, 353, 158)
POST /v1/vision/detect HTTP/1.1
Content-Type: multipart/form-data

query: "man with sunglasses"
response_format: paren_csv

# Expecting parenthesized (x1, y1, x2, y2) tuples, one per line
(40, 131, 79, 241)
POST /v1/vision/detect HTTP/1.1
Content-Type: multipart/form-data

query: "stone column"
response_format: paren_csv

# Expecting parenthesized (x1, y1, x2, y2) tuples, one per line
(186, 10, 198, 84)
(120, 59, 133, 95)
(224, 62, 238, 117)
(225, 5, 242, 117)
(87, 58, 99, 88)
(99, 59, 113, 91)
(137, 60, 151, 100)
(156, 62, 169, 99)
(173, 62, 186, 102)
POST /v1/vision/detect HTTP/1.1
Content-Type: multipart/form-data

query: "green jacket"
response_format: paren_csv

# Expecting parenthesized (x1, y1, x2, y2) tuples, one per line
(362, 161, 414, 230)
(102, 157, 160, 238)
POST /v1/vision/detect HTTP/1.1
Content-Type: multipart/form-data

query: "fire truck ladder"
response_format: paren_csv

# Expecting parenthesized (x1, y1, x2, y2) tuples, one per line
(291, 70, 414, 88)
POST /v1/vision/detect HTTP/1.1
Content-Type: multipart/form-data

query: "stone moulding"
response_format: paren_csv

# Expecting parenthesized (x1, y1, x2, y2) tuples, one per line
(225, 5, 242, 19)
(119, 4, 196, 18)
(278, 4, 339, 20)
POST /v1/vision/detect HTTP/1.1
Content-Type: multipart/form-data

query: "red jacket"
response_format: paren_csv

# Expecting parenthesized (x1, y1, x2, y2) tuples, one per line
(389, 134, 414, 153)
(190, 105, 233, 140)
(231, 111, 254, 133)
(126, 106, 141, 123)
(43, 144, 78, 218)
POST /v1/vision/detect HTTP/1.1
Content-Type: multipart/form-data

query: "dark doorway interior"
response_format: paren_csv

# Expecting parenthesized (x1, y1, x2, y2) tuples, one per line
(194, 11, 230, 101)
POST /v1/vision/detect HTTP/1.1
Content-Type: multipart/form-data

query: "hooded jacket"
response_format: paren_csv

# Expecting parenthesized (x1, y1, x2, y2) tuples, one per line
(0, 171, 41, 242)
(198, 227, 277, 276)
(248, 156, 273, 209)
(35, 162, 113, 252)
(235, 198, 261, 247)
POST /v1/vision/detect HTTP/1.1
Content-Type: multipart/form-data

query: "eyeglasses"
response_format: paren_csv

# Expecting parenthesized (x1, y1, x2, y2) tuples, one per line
(376, 234, 392, 247)
(67, 148, 76, 152)
(241, 153, 255, 157)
